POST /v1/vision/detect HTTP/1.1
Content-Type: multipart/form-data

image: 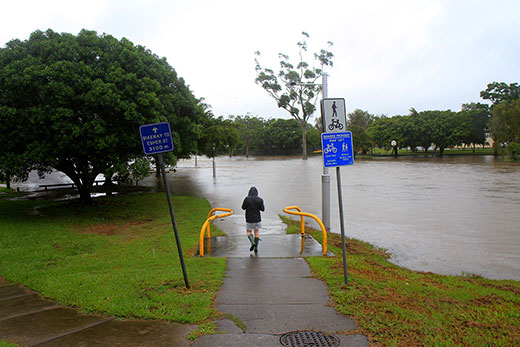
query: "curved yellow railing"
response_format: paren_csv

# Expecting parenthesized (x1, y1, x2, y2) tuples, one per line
(283, 206, 328, 256)
(199, 208, 234, 257)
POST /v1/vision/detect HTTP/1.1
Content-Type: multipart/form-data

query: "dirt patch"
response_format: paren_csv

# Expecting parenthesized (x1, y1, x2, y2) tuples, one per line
(325, 233, 390, 259)
(468, 294, 504, 306)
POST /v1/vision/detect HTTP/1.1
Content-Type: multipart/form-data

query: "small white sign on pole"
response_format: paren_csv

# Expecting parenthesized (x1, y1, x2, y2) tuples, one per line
(321, 98, 347, 133)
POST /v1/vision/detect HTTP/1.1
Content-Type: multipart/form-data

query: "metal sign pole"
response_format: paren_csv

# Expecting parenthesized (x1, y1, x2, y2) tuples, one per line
(321, 73, 330, 232)
(336, 166, 349, 285)
(158, 154, 190, 289)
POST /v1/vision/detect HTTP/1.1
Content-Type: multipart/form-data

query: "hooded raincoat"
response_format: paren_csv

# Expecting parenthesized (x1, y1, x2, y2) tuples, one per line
(241, 186, 265, 223)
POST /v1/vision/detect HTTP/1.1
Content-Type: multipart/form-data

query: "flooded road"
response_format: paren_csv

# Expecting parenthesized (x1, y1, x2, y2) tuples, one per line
(143, 155, 520, 281)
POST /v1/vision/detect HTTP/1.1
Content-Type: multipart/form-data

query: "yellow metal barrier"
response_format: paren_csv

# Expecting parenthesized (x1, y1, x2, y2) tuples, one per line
(199, 208, 234, 257)
(283, 206, 328, 256)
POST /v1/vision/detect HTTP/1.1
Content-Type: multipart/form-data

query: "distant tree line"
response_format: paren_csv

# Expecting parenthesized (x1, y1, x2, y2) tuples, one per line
(345, 82, 519, 157)
(351, 103, 490, 156)
(198, 115, 321, 157)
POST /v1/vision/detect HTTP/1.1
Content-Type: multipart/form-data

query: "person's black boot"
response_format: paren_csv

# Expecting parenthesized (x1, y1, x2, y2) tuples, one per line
(253, 237, 260, 252)
(248, 234, 255, 251)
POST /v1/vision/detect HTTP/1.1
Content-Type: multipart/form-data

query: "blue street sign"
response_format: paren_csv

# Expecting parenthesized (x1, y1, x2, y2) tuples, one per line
(139, 122, 174, 155)
(321, 131, 354, 167)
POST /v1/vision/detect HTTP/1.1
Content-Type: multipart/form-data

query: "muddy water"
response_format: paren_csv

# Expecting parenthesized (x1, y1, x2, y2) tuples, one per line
(142, 155, 520, 280)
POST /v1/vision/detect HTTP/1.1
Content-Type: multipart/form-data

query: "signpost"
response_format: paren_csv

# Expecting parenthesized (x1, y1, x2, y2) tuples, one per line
(139, 122, 190, 289)
(320, 99, 352, 285)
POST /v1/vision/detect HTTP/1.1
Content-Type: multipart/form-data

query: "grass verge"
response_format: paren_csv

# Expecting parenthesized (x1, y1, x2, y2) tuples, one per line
(367, 148, 496, 156)
(0, 192, 227, 324)
(281, 215, 520, 346)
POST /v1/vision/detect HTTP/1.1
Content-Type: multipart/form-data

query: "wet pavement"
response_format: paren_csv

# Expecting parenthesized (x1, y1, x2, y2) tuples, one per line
(196, 216, 334, 258)
(0, 279, 195, 346)
(192, 257, 367, 346)
(192, 216, 368, 346)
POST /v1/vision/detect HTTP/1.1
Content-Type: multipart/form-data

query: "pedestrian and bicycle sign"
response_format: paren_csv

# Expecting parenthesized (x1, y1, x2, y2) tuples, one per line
(321, 131, 354, 167)
(321, 98, 347, 133)
(139, 122, 174, 155)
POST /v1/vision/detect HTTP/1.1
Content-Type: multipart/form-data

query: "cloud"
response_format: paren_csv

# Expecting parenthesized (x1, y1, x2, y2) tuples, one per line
(1, 0, 519, 118)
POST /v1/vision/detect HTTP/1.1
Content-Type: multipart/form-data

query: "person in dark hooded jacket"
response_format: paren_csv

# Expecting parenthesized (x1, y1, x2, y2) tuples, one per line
(241, 186, 265, 252)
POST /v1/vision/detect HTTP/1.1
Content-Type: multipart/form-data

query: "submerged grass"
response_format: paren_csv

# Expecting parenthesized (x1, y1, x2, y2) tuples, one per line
(281, 215, 520, 346)
(0, 192, 227, 324)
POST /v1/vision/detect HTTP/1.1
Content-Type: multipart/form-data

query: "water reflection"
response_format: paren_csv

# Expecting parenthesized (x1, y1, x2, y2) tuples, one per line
(143, 155, 520, 280)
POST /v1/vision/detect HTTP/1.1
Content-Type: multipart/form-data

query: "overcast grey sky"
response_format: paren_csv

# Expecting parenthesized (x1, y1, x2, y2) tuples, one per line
(2, 0, 519, 121)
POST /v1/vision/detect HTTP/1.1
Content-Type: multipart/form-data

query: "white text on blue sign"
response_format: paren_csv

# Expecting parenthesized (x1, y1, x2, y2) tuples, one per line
(321, 132, 354, 167)
(139, 122, 174, 155)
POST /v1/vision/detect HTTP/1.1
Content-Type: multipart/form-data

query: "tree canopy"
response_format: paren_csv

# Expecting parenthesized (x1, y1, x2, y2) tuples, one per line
(0, 29, 204, 204)
(490, 99, 520, 145)
(479, 81, 519, 154)
(480, 82, 520, 105)
(254, 32, 333, 159)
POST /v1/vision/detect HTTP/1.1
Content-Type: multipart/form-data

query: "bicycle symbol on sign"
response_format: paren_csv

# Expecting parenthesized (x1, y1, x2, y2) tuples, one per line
(328, 119, 343, 131)
(323, 143, 337, 154)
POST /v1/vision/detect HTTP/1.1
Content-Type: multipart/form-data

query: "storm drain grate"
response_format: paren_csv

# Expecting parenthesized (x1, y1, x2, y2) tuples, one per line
(280, 330, 340, 347)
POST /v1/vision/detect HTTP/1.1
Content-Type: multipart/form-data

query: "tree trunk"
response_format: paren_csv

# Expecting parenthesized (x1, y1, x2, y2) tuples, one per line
(155, 159, 161, 178)
(104, 171, 114, 186)
(301, 122, 308, 160)
(75, 182, 93, 206)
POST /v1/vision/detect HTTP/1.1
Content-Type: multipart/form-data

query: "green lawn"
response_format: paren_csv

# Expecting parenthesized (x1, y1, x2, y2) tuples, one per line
(281, 216, 520, 346)
(0, 192, 227, 324)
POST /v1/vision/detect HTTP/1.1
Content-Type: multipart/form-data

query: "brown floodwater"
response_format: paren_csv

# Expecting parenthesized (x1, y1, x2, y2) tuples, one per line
(142, 155, 520, 280)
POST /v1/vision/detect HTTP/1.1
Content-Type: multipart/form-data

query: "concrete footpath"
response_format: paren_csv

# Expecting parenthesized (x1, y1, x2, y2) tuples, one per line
(1, 216, 368, 346)
(193, 217, 368, 346)
(0, 278, 195, 346)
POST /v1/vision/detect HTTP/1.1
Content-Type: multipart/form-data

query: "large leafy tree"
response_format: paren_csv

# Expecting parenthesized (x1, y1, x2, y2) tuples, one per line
(254, 32, 333, 159)
(480, 81, 519, 154)
(427, 110, 466, 156)
(260, 118, 303, 155)
(347, 109, 374, 154)
(490, 99, 520, 145)
(460, 102, 490, 151)
(230, 115, 265, 157)
(198, 115, 239, 158)
(0, 29, 203, 205)
(480, 82, 520, 105)
(367, 116, 399, 150)
(400, 109, 432, 152)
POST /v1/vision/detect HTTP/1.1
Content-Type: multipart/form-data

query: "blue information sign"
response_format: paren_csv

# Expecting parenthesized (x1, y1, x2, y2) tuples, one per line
(139, 122, 174, 155)
(321, 131, 354, 167)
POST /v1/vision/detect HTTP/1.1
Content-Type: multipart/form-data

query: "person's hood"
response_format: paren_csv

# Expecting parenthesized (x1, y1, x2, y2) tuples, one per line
(248, 186, 258, 196)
